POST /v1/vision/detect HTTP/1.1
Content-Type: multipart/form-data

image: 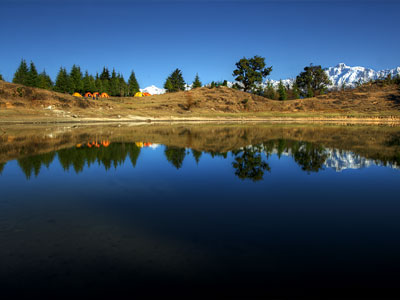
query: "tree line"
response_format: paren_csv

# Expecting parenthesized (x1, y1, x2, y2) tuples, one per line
(10, 59, 140, 97)
(4, 57, 400, 99)
(9, 139, 329, 181)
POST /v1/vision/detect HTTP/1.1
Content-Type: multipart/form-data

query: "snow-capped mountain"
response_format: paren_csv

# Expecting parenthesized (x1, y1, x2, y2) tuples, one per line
(141, 63, 400, 94)
(140, 85, 166, 95)
(325, 63, 400, 88)
(267, 63, 400, 89)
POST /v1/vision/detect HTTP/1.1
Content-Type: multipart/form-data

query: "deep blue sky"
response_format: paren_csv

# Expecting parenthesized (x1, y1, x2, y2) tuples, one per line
(0, 0, 399, 87)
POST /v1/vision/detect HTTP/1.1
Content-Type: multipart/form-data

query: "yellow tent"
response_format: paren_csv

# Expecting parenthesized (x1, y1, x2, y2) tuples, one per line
(72, 92, 82, 97)
(134, 92, 143, 97)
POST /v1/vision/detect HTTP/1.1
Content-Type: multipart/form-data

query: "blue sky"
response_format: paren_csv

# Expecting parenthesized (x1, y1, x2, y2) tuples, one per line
(0, 0, 399, 87)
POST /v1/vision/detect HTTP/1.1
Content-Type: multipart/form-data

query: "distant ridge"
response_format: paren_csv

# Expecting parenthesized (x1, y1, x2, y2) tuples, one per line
(142, 63, 400, 94)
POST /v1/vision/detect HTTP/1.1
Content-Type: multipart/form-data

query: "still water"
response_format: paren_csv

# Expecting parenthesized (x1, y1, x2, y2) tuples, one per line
(1, 124, 400, 296)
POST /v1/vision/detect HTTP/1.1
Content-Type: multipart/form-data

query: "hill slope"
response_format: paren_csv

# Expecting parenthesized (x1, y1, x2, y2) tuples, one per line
(0, 80, 399, 123)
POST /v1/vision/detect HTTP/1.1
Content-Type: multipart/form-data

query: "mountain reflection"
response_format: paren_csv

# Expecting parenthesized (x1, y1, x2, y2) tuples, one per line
(2, 138, 397, 181)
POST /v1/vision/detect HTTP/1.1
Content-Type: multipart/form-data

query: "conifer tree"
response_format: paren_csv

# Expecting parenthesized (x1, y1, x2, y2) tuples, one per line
(70, 64, 83, 93)
(0, 73, 3, 81)
(164, 69, 186, 92)
(26, 61, 39, 87)
(37, 70, 53, 90)
(164, 78, 173, 92)
(192, 73, 202, 89)
(100, 67, 110, 94)
(292, 82, 300, 99)
(100, 67, 110, 81)
(54, 67, 72, 94)
(82, 71, 91, 93)
(89, 75, 96, 93)
(264, 81, 276, 100)
(118, 74, 128, 97)
(109, 69, 119, 96)
(128, 70, 140, 96)
(95, 73, 103, 93)
(13, 59, 29, 85)
(278, 80, 287, 101)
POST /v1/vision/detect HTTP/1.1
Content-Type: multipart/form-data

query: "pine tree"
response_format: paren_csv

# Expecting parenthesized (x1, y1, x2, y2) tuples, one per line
(128, 70, 140, 96)
(13, 59, 29, 85)
(100, 67, 110, 81)
(264, 81, 276, 100)
(70, 64, 83, 93)
(109, 69, 119, 96)
(54, 67, 72, 93)
(278, 80, 287, 101)
(164, 69, 186, 92)
(118, 74, 127, 97)
(26, 61, 39, 87)
(0, 73, 4, 81)
(192, 73, 202, 89)
(37, 70, 53, 90)
(95, 73, 103, 93)
(100, 67, 110, 94)
(82, 71, 91, 93)
(164, 78, 173, 92)
(292, 82, 300, 99)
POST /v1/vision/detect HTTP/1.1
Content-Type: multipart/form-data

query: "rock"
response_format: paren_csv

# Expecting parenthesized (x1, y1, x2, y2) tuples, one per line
(72, 114, 78, 118)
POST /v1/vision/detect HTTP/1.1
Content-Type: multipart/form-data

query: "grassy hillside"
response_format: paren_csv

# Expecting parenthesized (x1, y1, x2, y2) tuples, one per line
(0, 79, 399, 123)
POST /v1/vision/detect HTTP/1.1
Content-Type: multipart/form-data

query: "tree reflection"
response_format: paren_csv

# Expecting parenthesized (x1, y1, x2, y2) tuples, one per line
(10, 137, 399, 180)
(18, 152, 56, 179)
(0, 162, 5, 175)
(192, 149, 202, 164)
(17, 143, 141, 178)
(232, 145, 270, 182)
(292, 142, 327, 173)
(164, 146, 186, 169)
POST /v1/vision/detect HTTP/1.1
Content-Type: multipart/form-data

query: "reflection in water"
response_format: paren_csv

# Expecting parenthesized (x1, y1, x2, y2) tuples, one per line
(165, 146, 186, 169)
(232, 145, 270, 182)
(1, 125, 400, 296)
(4, 138, 399, 180)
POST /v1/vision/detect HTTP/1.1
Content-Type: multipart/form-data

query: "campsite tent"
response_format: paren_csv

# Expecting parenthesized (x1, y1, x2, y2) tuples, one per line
(84, 92, 93, 98)
(72, 92, 82, 97)
(143, 92, 151, 96)
(134, 92, 143, 97)
(93, 92, 99, 98)
(100, 93, 109, 98)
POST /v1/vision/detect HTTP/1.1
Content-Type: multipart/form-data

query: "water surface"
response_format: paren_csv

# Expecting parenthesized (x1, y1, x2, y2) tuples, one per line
(1, 123, 400, 296)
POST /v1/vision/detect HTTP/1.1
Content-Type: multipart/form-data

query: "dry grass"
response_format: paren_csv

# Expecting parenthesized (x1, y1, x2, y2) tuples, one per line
(1, 80, 400, 123)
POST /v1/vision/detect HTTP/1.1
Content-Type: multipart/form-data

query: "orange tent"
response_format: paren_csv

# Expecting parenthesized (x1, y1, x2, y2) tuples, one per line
(84, 92, 93, 98)
(100, 93, 109, 98)
(93, 92, 99, 97)
(101, 140, 110, 147)
(143, 92, 151, 96)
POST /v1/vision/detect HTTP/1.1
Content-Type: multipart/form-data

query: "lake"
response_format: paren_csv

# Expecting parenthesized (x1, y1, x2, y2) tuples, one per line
(1, 123, 400, 297)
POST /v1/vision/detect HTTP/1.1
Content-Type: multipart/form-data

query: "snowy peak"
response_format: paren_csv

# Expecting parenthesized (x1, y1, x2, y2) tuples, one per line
(140, 85, 166, 95)
(267, 63, 400, 89)
(141, 63, 399, 94)
(326, 63, 400, 87)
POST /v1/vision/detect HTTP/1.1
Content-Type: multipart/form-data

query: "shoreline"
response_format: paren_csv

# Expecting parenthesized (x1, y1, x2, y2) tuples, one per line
(1, 115, 400, 125)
